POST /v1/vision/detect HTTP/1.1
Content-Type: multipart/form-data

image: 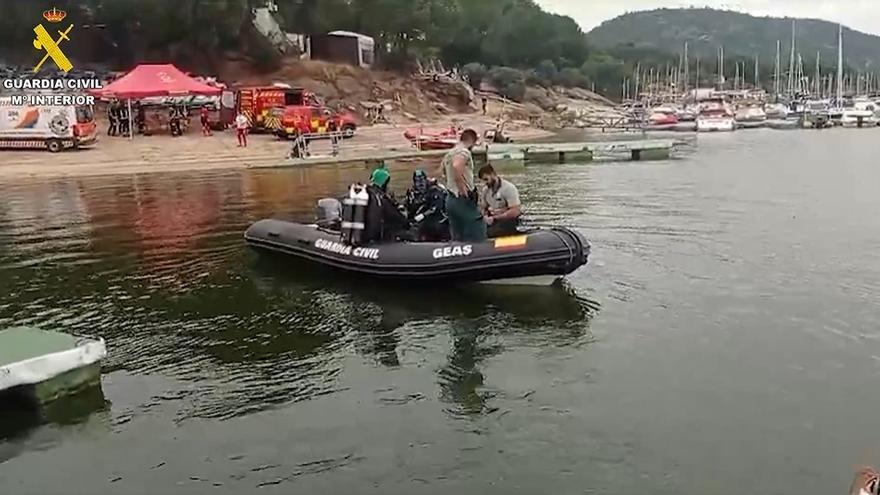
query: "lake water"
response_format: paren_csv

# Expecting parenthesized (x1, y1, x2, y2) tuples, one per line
(1, 128, 879, 494)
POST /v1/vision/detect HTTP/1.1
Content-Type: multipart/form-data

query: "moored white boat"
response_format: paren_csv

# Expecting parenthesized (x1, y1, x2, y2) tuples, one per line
(697, 111, 736, 132)
(0, 327, 106, 404)
(696, 97, 736, 132)
(675, 106, 698, 122)
(840, 100, 879, 127)
(765, 103, 790, 120)
(735, 105, 767, 123)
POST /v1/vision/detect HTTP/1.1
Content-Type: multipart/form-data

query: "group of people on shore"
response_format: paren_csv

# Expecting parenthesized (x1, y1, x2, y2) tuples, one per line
(105, 102, 224, 138)
(360, 128, 521, 244)
(105, 102, 200, 137)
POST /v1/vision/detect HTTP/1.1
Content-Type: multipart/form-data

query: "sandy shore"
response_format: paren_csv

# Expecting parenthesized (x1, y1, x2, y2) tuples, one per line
(0, 114, 553, 180)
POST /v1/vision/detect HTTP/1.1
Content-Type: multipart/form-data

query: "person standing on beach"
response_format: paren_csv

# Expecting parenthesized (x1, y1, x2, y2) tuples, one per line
(441, 129, 486, 242)
(234, 112, 249, 147)
(200, 106, 212, 136)
(107, 102, 118, 136)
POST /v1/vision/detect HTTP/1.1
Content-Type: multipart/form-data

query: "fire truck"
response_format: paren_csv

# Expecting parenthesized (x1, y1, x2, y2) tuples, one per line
(269, 105, 358, 139)
(233, 84, 308, 132)
(232, 84, 357, 138)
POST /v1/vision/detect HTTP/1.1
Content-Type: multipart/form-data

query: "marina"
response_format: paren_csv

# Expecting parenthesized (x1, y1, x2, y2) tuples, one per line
(617, 20, 880, 135)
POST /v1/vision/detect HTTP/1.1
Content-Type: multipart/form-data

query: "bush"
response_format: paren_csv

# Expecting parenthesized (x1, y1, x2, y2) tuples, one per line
(557, 67, 588, 88)
(524, 69, 545, 87)
(488, 66, 526, 101)
(461, 62, 487, 89)
(534, 59, 558, 87)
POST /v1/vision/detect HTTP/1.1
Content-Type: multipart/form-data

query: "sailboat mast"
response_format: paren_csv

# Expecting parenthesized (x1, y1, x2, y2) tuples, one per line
(735, 62, 740, 91)
(683, 42, 689, 94)
(814, 51, 821, 96)
(787, 20, 796, 96)
(837, 24, 843, 102)
(755, 53, 759, 88)
(774, 40, 781, 97)
(634, 63, 641, 102)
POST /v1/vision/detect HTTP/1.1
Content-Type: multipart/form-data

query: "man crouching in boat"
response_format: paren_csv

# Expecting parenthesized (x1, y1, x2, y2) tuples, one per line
(478, 164, 522, 237)
(363, 165, 409, 243)
(441, 129, 487, 242)
(404, 169, 449, 241)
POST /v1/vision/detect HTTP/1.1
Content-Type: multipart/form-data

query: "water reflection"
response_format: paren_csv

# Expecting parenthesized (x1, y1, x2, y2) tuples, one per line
(0, 387, 109, 463)
(249, 258, 599, 417)
(0, 165, 598, 440)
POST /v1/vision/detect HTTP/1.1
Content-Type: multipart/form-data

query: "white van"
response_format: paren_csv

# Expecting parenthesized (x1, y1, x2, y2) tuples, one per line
(0, 98, 98, 152)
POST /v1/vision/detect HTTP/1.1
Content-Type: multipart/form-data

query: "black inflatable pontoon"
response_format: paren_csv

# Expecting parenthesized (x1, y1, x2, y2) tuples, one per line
(245, 219, 590, 285)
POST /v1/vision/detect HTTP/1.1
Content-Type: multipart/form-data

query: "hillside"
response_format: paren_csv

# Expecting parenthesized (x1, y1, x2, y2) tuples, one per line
(218, 58, 619, 129)
(588, 8, 880, 71)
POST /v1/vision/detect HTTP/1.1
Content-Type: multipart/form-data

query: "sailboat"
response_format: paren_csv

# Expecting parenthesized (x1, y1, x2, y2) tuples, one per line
(766, 40, 791, 121)
(836, 24, 878, 127)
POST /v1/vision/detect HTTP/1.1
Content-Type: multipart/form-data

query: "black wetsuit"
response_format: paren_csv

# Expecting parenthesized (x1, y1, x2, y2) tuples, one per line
(405, 182, 449, 241)
(364, 184, 409, 243)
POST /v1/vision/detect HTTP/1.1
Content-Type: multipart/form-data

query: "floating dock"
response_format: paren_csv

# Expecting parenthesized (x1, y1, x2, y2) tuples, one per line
(0, 327, 106, 404)
(253, 137, 686, 169)
(488, 138, 681, 163)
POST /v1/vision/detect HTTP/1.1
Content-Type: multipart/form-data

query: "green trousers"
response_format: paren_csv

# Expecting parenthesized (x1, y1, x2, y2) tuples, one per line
(445, 195, 487, 242)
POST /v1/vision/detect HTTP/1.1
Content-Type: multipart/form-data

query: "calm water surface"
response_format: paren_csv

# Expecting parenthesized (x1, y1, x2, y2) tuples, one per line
(1, 129, 879, 494)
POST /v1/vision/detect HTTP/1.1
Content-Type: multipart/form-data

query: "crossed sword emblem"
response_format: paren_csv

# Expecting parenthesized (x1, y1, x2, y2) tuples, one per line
(33, 23, 74, 73)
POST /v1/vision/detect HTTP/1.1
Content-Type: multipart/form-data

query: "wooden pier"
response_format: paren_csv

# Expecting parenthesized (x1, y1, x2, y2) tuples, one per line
(252, 137, 688, 170)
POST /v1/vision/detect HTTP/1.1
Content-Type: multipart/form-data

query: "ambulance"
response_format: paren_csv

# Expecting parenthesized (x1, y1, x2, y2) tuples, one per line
(0, 97, 98, 152)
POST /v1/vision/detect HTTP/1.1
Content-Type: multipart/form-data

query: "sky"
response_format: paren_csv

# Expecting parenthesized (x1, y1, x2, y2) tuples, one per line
(534, 0, 880, 36)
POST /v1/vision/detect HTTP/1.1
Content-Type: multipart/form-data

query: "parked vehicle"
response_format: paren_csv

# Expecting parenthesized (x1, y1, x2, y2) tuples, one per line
(0, 98, 97, 152)
(233, 85, 314, 132)
(270, 105, 358, 139)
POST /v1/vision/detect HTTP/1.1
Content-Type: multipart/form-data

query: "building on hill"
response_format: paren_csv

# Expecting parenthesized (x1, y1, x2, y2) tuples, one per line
(308, 31, 375, 69)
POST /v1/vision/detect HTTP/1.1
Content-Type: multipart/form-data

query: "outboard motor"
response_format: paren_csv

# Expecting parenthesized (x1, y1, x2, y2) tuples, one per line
(340, 183, 369, 246)
(315, 198, 342, 229)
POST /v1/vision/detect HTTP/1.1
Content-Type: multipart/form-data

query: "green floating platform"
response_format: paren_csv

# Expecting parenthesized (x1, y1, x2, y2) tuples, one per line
(0, 327, 106, 404)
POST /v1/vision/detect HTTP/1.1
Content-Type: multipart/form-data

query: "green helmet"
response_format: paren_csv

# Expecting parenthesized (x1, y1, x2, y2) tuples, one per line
(370, 164, 391, 189)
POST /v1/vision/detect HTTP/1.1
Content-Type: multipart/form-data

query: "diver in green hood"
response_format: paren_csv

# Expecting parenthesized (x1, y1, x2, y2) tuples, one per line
(370, 164, 391, 192)
(364, 162, 408, 242)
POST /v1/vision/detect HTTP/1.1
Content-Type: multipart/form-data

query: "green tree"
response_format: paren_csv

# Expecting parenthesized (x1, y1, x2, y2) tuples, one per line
(488, 65, 526, 101)
(535, 59, 558, 86)
(581, 53, 626, 95)
(461, 62, 487, 89)
(557, 67, 587, 87)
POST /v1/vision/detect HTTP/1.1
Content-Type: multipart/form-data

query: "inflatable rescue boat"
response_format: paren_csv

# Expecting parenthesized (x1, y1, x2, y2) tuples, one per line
(244, 219, 590, 285)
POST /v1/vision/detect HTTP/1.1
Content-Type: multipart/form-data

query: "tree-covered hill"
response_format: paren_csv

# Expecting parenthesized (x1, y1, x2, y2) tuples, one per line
(587, 8, 880, 71)
(0, 0, 633, 99)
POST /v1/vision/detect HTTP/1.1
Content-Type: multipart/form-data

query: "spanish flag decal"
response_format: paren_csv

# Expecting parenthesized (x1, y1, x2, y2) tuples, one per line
(493, 235, 528, 250)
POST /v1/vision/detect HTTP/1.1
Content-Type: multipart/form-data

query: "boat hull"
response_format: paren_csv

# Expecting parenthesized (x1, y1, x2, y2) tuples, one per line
(0, 327, 106, 404)
(245, 219, 590, 284)
(696, 117, 736, 132)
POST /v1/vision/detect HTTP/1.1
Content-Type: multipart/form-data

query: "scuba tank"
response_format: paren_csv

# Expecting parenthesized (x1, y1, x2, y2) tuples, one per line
(340, 183, 369, 245)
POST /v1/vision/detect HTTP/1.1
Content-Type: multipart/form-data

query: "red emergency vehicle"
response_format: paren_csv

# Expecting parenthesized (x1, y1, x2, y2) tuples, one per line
(271, 105, 358, 139)
(233, 85, 310, 131)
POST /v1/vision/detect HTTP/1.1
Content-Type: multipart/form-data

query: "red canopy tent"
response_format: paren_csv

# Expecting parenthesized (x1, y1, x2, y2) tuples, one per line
(91, 64, 222, 138)
(92, 64, 221, 99)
